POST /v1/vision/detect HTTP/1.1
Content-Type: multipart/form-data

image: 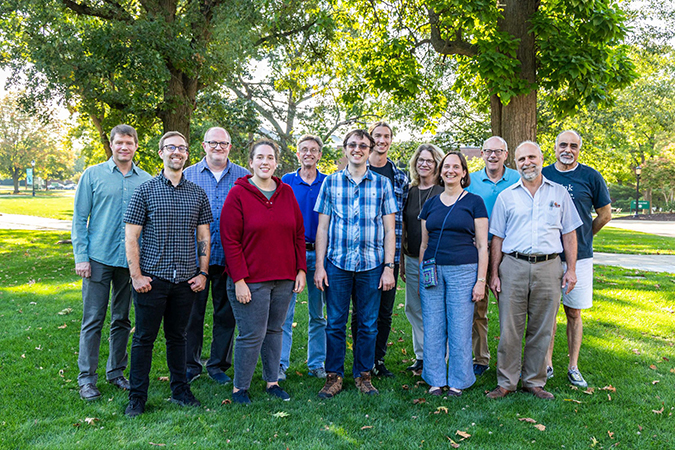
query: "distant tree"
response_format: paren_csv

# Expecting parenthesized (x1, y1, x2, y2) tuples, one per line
(0, 93, 72, 193)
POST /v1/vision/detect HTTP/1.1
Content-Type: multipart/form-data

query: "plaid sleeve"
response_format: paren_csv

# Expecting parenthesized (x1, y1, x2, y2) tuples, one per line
(123, 182, 148, 226)
(381, 179, 398, 215)
(197, 188, 214, 225)
(314, 177, 333, 215)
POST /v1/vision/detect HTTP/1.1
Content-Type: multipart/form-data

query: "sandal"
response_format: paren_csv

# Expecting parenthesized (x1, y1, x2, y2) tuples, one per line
(428, 387, 443, 396)
(447, 388, 462, 397)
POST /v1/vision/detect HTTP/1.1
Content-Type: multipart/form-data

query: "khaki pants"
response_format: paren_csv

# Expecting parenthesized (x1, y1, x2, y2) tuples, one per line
(496, 254, 563, 391)
(471, 264, 491, 366)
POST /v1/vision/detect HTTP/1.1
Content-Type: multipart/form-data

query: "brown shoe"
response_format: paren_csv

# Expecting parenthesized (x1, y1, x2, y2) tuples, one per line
(523, 386, 554, 400)
(486, 386, 512, 399)
(355, 371, 379, 395)
(318, 373, 343, 398)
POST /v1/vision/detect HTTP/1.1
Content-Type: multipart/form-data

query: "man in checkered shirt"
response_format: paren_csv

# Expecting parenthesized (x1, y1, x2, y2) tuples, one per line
(314, 129, 398, 398)
(123, 131, 213, 417)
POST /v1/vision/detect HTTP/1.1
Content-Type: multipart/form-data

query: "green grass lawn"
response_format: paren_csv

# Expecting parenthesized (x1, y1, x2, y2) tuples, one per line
(1, 230, 674, 449)
(594, 226, 675, 255)
(0, 192, 75, 220)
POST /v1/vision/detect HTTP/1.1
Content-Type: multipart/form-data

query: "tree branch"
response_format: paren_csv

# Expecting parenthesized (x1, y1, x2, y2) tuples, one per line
(254, 20, 318, 47)
(61, 0, 133, 22)
(426, 7, 477, 57)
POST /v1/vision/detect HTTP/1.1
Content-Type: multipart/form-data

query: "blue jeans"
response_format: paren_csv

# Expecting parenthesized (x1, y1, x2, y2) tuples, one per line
(325, 260, 382, 378)
(420, 263, 477, 390)
(280, 250, 326, 371)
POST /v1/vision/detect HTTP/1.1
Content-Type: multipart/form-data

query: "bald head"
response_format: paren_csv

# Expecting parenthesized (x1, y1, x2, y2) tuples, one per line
(515, 141, 543, 182)
(202, 127, 232, 169)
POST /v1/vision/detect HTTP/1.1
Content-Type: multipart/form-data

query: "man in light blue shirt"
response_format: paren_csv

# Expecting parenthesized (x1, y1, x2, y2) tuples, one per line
(465, 136, 519, 377)
(183, 127, 249, 385)
(72, 124, 152, 401)
(487, 141, 582, 401)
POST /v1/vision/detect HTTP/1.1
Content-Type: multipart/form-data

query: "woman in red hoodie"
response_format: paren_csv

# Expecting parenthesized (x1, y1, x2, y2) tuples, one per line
(220, 139, 307, 404)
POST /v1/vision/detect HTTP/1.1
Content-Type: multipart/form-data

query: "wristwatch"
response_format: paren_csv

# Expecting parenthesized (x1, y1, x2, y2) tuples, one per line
(198, 271, 209, 279)
(384, 263, 395, 269)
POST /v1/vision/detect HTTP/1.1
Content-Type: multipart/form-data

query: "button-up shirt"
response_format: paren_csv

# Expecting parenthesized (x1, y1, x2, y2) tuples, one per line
(123, 171, 213, 283)
(183, 157, 249, 266)
(72, 158, 152, 266)
(368, 158, 409, 263)
(314, 168, 398, 272)
(281, 169, 327, 244)
(489, 176, 582, 255)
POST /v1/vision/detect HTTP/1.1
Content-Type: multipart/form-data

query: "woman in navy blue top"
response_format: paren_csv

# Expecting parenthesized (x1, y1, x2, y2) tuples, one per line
(418, 151, 489, 396)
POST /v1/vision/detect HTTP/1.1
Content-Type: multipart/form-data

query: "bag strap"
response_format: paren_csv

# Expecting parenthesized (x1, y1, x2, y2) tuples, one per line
(431, 190, 466, 259)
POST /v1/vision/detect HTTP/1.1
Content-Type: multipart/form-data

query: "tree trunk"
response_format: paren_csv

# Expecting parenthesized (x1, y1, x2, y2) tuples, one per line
(90, 113, 112, 159)
(12, 168, 20, 194)
(491, 0, 538, 168)
(159, 69, 198, 142)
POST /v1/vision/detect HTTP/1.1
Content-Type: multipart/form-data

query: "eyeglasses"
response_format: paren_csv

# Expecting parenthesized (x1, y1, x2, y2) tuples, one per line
(482, 149, 505, 155)
(299, 147, 320, 154)
(558, 142, 579, 150)
(162, 145, 188, 154)
(204, 141, 230, 149)
(346, 142, 371, 151)
(417, 158, 435, 167)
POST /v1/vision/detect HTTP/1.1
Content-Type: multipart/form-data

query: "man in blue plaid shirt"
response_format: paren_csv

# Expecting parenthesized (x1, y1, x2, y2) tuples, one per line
(183, 127, 249, 385)
(314, 129, 398, 398)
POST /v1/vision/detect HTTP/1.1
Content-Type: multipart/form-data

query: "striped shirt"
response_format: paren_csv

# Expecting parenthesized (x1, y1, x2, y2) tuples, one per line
(183, 158, 249, 266)
(369, 159, 409, 263)
(124, 171, 213, 283)
(314, 168, 398, 272)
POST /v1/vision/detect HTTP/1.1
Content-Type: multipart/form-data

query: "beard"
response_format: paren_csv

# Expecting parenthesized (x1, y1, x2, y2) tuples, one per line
(519, 163, 540, 181)
(559, 153, 575, 165)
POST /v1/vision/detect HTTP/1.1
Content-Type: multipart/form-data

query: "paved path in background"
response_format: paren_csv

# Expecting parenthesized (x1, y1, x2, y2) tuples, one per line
(0, 213, 71, 231)
(594, 252, 675, 274)
(607, 219, 675, 238)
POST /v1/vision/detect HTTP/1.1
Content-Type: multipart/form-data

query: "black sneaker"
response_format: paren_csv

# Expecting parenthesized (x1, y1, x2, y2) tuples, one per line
(125, 397, 146, 417)
(473, 364, 489, 376)
(170, 387, 201, 407)
(79, 383, 101, 401)
(266, 385, 291, 401)
(232, 389, 251, 404)
(372, 360, 394, 378)
(406, 359, 423, 372)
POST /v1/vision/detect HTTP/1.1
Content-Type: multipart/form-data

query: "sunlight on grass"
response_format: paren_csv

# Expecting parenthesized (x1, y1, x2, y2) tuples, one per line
(0, 194, 75, 220)
(594, 227, 675, 255)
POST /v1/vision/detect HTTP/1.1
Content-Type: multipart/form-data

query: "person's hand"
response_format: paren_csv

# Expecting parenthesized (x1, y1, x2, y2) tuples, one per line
(472, 280, 486, 302)
(75, 262, 91, 278)
(235, 279, 251, 304)
(293, 270, 306, 294)
(132, 275, 153, 293)
(562, 269, 577, 295)
(314, 266, 329, 291)
(188, 273, 207, 293)
(379, 268, 395, 291)
(489, 275, 501, 302)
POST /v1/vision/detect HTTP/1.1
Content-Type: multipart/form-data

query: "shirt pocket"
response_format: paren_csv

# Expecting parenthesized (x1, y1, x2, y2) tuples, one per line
(546, 202, 562, 228)
(363, 191, 381, 220)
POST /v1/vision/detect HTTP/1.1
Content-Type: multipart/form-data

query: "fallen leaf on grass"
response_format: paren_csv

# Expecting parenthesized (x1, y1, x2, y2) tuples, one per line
(518, 418, 537, 423)
(583, 388, 595, 395)
(401, 348, 407, 355)
(670, 368, 675, 374)
(398, 337, 404, 343)
(663, 357, 670, 362)
(652, 407, 664, 414)
(608, 431, 614, 439)
(84, 417, 99, 425)
(291, 322, 297, 328)
(564, 399, 583, 404)
(412, 398, 426, 404)
(632, 349, 641, 355)
(158, 376, 169, 382)
(608, 394, 612, 401)
(600, 385, 616, 392)
(57, 324, 67, 329)
(652, 380, 660, 385)
(434, 406, 448, 414)
(638, 425, 643, 431)
(221, 399, 231, 405)
(397, 303, 404, 309)
(272, 411, 289, 418)
(360, 426, 373, 430)
(72, 423, 80, 427)
(346, 341, 353, 351)
(456, 430, 471, 439)
(149, 443, 166, 447)
(534, 424, 546, 431)
(401, 384, 409, 390)
(21, 354, 25, 358)
(446, 437, 460, 448)
(57, 308, 72, 315)
(591, 437, 599, 447)
(295, 371, 304, 376)
(386, 342, 393, 347)
(649, 365, 658, 370)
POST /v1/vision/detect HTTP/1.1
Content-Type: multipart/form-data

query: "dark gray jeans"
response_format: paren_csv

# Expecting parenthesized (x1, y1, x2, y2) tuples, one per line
(78, 260, 132, 386)
(227, 278, 294, 390)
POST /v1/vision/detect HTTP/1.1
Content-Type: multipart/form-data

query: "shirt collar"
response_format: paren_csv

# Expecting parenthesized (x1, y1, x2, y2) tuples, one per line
(479, 166, 510, 182)
(106, 157, 140, 175)
(198, 157, 232, 175)
(342, 167, 373, 183)
(294, 168, 324, 186)
(158, 169, 186, 187)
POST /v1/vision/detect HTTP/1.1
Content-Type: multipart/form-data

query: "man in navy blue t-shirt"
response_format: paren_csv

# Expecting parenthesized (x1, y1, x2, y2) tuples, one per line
(542, 130, 611, 389)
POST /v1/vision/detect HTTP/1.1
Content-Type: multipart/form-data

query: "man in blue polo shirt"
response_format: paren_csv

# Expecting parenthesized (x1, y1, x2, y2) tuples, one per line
(279, 134, 328, 380)
(543, 130, 611, 388)
(465, 136, 519, 376)
(183, 127, 249, 385)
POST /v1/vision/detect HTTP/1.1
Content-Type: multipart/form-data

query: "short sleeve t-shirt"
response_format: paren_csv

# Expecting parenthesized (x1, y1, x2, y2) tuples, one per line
(419, 192, 488, 265)
(542, 163, 611, 260)
(403, 184, 443, 257)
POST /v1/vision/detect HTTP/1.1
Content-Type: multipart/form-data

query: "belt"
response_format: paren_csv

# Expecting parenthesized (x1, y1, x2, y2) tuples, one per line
(306, 242, 315, 251)
(508, 252, 559, 263)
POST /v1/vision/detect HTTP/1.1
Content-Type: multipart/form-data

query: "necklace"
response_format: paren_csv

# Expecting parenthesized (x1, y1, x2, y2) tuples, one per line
(418, 185, 434, 211)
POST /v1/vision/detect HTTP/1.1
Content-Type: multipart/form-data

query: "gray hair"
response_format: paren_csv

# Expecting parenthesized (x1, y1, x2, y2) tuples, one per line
(555, 130, 583, 149)
(482, 136, 508, 152)
(297, 134, 324, 151)
(515, 140, 543, 156)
